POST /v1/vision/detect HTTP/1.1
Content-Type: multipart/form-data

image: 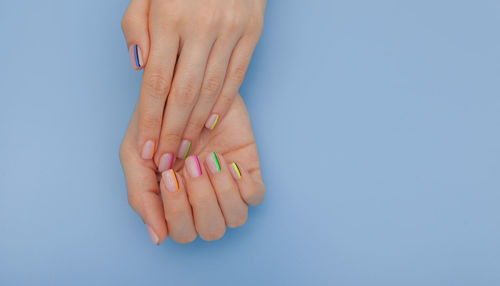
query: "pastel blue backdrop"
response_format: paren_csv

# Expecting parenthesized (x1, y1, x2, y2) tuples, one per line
(1, 0, 499, 285)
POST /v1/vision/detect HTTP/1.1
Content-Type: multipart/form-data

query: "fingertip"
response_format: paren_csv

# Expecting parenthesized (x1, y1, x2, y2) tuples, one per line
(205, 113, 220, 130)
(229, 162, 265, 206)
(129, 44, 145, 70)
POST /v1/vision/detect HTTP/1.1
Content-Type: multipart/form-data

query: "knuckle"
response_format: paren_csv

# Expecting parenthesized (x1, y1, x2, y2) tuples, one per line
(166, 207, 186, 221)
(217, 186, 236, 197)
(140, 113, 162, 130)
(143, 73, 171, 98)
(229, 64, 248, 83)
(160, 132, 183, 146)
(223, 13, 243, 32)
(126, 193, 141, 212)
(197, 10, 219, 30)
(185, 120, 205, 134)
(190, 192, 212, 208)
(121, 14, 144, 33)
(217, 93, 235, 110)
(201, 73, 222, 95)
(120, 15, 132, 31)
(248, 15, 264, 31)
(200, 226, 226, 241)
(118, 142, 127, 163)
(173, 80, 198, 107)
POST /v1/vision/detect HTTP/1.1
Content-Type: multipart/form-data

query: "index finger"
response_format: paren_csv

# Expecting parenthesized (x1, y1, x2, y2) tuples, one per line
(136, 32, 179, 160)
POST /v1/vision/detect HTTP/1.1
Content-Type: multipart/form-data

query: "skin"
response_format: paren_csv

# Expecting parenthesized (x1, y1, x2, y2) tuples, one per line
(121, 0, 266, 169)
(119, 94, 265, 244)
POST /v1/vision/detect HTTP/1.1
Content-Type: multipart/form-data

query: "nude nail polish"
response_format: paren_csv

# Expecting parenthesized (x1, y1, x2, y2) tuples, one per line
(186, 155, 202, 178)
(162, 169, 179, 192)
(177, 140, 191, 159)
(230, 162, 242, 179)
(129, 44, 143, 70)
(206, 152, 221, 174)
(205, 114, 220, 130)
(141, 140, 155, 160)
(158, 153, 174, 172)
(145, 224, 159, 245)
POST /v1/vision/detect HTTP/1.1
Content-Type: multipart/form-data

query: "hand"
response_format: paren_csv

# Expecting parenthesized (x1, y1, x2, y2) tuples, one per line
(121, 0, 266, 173)
(119, 94, 265, 244)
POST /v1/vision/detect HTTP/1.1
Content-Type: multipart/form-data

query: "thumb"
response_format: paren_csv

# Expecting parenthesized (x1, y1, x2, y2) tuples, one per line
(121, 0, 150, 70)
(120, 105, 168, 245)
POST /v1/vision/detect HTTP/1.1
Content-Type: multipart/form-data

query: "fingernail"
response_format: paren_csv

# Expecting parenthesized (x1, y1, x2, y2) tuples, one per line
(162, 169, 179, 192)
(230, 162, 242, 179)
(207, 152, 221, 174)
(145, 224, 159, 245)
(205, 114, 220, 130)
(129, 44, 143, 70)
(186, 155, 202, 178)
(177, 140, 191, 159)
(158, 153, 174, 172)
(141, 140, 155, 160)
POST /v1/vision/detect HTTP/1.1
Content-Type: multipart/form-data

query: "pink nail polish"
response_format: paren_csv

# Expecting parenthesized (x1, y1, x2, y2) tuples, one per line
(141, 140, 155, 160)
(158, 153, 174, 172)
(129, 44, 143, 70)
(186, 155, 202, 178)
(205, 114, 220, 130)
(162, 169, 179, 192)
(206, 152, 221, 174)
(177, 140, 192, 159)
(145, 224, 159, 245)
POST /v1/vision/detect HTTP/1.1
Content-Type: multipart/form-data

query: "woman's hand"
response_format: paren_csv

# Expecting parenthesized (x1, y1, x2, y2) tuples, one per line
(119, 94, 265, 244)
(121, 0, 266, 172)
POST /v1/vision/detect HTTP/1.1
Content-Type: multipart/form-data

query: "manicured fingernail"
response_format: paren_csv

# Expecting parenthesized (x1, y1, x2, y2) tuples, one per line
(129, 44, 143, 70)
(158, 153, 174, 172)
(145, 224, 159, 245)
(162, 169, 179, 192)
(186, 155, 202, 178)
(177, 140, 191, 159)
(205, 114, 220, 130)
(207, 152, 221, 174)
(230, 162, 242, 179)
(141, 140, 155, 160)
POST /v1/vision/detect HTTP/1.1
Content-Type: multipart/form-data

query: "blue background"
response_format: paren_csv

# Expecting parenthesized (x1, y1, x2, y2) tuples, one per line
(1, 0, 499, 285)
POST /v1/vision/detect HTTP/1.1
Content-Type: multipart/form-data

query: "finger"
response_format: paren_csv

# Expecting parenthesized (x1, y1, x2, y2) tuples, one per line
(183, 155, 226, 241)
(136, 31, 179, 161)
(205, 152, 248, 228)
(228, 160, 265, 207)
(160, 169, 197, 244)
(180, 36, 238, 144)
(154, 39, 213, 168)
(120, 108, 167, 245)
(121, 0, 150, 70)
(205, 36, 258, 130)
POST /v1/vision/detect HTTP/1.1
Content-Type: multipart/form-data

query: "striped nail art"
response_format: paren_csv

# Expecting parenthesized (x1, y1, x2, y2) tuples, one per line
(129, 44, 143, 70)
(211, 152, 221, 172)
(162, 169, 179, 192)
(187, 155, 202, 178)
(183, 141, 191, 159)
(194, 156, 202, 176)
(231, 162, 242, 179)
(169, 169, 179, 190)
(209, 114, 219, 130)
(177, 140, 192, 159)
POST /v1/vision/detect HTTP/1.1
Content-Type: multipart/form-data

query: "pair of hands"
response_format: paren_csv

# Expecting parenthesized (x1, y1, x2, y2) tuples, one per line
(119, 0, 266, 244)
